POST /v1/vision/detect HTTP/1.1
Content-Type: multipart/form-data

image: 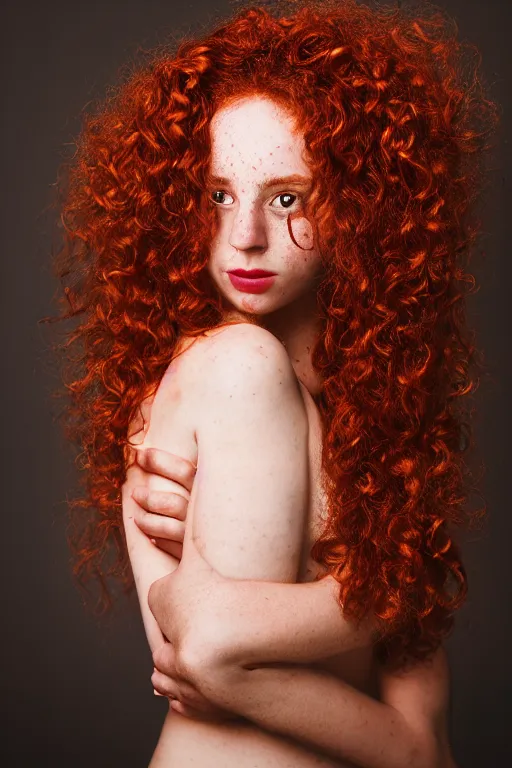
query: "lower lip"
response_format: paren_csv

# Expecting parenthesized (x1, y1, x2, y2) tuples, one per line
(227, 273, 276, 294)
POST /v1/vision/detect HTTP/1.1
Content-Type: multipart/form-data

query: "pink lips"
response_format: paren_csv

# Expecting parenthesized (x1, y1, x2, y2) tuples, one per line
(227, 269, 277, 294)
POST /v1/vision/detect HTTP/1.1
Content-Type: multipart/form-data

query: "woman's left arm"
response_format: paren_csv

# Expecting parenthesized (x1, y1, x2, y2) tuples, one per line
(190, 650, 452, 768)
(136, 440, 454, 768)
(149, 542, 453, 768)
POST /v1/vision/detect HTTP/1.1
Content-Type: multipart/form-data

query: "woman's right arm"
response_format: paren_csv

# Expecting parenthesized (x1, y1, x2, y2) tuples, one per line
(135, 440, 454, 766)
(122, 457, 181, 655)
(122, 392, 191, 656)
(144, 324, 452, 767)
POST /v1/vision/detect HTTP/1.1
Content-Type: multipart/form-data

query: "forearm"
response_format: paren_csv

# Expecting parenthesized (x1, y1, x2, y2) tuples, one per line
(195, 663, 435, 768)
(208, 574, 375, 667)
(122, 484, 179, 654)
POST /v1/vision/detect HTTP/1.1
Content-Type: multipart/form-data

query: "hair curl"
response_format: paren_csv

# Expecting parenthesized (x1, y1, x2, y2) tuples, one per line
(43, 0, 499, 666)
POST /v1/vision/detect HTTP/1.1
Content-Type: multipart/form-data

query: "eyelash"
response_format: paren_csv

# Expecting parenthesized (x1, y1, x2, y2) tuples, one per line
(209, 190, 301, 211)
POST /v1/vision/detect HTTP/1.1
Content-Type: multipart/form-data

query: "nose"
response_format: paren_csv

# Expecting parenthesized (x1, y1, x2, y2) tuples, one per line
(228, 202, 268, 253)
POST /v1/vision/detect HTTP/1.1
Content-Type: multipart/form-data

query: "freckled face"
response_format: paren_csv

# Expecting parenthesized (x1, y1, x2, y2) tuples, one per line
(207, 96, 323, 316)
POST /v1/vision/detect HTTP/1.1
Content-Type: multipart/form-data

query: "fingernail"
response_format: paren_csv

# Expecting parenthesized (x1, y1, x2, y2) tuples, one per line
(154, 689, 164, 696)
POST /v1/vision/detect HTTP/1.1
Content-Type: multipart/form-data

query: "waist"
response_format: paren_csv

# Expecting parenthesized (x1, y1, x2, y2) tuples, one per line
(150, 708, 351, 768)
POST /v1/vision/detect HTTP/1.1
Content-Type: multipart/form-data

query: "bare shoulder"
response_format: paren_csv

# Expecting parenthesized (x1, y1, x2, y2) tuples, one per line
(185, 322, 292, 366)
(177, 322, 300, 396)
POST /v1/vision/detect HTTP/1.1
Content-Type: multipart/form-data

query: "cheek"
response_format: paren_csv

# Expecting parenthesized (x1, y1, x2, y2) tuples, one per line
(288, 214, 315, 252)
(210, 218, 224, 249)
(275, 214, 315, 260)
(278, 216, 321, 274)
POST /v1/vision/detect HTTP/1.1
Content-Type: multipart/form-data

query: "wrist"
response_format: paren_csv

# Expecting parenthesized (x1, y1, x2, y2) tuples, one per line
(181, 644, 248, 710)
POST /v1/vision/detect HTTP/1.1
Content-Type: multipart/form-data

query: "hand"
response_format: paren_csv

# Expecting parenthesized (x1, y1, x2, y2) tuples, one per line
(127, 447, 236, 720)
(130, 447, 196, 558)
(151, 640, 240, 723)
(148, 537, 230, 657)
(149, 540, 240, 720)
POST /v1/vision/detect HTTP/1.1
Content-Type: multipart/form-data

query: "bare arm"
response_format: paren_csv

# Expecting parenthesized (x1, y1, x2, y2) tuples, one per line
(122, 396, 184, 654)
(147, 326, 453, 767)
(185, 569, 376, 666)
(121, 393, 198, 653)
(151, 537, 453, 768)
(191, 650, 451, 768)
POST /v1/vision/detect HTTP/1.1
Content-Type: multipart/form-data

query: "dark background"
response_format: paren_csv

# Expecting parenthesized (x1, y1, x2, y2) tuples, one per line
(1, 0, 509, 765)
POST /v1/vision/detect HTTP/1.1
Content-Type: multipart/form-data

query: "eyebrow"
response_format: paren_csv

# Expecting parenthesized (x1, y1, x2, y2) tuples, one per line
(207, 173, 312, 190)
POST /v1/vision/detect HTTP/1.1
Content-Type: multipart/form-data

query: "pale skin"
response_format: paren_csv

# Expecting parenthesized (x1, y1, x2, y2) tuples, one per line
(129, 447, 456, 768)
(121, 95, 457, 767)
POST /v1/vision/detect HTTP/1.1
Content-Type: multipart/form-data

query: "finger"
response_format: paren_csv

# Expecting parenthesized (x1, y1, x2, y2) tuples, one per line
(150, 538, 184, 559)
(151, 669, 180, 699)
(153, 641, 178, 673)
(152, 669, 205, 711)
(133, 506, 185, 542)
(136, 447, 196, 492)
(131, 487, 188, 521)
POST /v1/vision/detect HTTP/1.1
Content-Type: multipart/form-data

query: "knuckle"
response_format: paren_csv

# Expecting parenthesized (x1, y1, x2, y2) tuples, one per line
(175, 637, 216, 684)
(148, 491, 186, 520)
(164, 493, 183, 516)
(181, 462, 196, 485)
(175, 644, 201, 680)
(154, 517, 178, 539)
(152, 645, 165, 668)
(155, 490, 175, 510)
(145, 490, 158, 508)
(156, 678, 175, 698)
(174, 494, 188, 517)
(145, 447, 158, 464)
(153, 642, 178, 674)
(133, 506, 148, 525)
(164, 494, 186, 521)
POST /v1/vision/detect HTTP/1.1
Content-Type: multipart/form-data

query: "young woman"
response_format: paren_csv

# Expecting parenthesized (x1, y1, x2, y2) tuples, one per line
(121, 93, 455, 767)
(48, 0, 497, 765)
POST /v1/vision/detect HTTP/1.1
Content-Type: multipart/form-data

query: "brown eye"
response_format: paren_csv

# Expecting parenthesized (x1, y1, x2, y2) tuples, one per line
(270, 193, 298, 210)
(211, 190, 234, 205)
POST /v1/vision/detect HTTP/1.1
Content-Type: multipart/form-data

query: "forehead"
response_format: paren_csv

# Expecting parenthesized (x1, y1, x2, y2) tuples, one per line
(209, 96, 310, 181)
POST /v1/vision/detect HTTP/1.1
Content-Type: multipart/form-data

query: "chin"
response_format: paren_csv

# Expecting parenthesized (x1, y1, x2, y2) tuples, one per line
(213, 275, 298, 317)
(231, 295, 276, 316)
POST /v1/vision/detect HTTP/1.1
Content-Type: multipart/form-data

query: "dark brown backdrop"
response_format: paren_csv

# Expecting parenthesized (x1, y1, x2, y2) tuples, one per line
(1, 0, 509, 765)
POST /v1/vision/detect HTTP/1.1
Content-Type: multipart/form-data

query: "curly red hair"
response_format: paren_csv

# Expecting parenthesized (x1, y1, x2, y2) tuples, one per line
(43, 0, 499, 665)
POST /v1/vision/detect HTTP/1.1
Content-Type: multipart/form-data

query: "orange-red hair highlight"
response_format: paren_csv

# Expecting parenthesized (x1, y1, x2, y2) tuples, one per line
(42, 0, 499, 666)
